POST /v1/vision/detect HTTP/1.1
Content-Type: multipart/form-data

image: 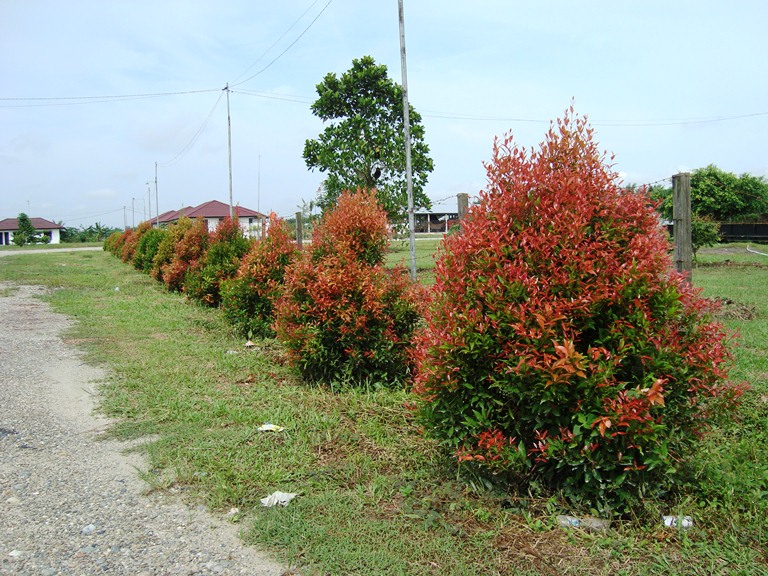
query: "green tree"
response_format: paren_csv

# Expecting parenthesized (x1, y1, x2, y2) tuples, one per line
(649, 165, 768, 221)
(303, 56, 434, 227)
(13, 213, 38, 246)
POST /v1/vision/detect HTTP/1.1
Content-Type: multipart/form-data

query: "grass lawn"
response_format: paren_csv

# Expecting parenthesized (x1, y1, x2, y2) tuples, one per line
(0, 244, 766, 575)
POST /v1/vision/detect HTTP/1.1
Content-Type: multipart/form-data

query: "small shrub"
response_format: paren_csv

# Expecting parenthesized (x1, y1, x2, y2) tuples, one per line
(151, 217, 193, 282)
(183, 215, 252, 307)
(275, 190, 422, 387)
(161, 218, 209, 292)
(120, 222, 153, 264)
(133, 227, 166, 273)
(220, 214, 298, 338)
(104, 230, 125, 255)
(691, 214, 721, 262)
(413, 110, 743, 514)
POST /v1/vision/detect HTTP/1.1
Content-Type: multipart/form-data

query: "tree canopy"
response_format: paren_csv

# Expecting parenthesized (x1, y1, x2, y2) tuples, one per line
(303, 56, 434, 226)
(650, 164, 768, 221)
(13, 213, 40, 246)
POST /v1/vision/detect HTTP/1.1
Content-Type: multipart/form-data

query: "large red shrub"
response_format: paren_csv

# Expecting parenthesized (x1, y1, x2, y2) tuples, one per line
(183, 215, 252, 307)
(413, 110, 742, 513)
(161, 217, 209, 293)
(274, 190, 422, 387)
(220, 213, 298, 337)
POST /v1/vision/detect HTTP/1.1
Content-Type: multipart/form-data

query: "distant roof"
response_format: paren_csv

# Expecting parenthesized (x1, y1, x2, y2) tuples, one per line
(156, 200, 264, 223)
(0, 217, 64, 231)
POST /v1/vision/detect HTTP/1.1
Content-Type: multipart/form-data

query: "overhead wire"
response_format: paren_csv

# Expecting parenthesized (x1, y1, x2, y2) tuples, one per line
(231, 0, 324, 85)
(0, 88, 219, 108)
(230, 0, 334, 88)
(158, 91, 225, 168)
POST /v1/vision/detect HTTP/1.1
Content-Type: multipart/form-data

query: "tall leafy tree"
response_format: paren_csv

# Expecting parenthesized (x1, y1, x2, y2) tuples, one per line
(303, 56, 434, 226)
(13, 213, 38, 246)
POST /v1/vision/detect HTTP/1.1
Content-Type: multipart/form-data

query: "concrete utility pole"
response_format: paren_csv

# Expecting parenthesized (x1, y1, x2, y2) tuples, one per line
(225, 84, 234, 219)
(398, 0, 417, 281)
(154, 162, 159, 227)
(672, 172, 692, 283)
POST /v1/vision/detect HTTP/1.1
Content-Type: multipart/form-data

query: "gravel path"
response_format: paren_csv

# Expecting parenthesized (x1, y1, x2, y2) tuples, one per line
(0, 283, 288, 576)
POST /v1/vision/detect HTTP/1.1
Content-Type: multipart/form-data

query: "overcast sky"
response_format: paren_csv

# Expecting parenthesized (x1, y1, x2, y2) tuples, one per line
(2, 1, 767, 230)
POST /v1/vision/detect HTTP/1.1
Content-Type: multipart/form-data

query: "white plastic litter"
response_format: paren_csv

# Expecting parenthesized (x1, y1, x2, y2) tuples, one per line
(245, 340, 255, 348)
(260, 491, 297, 507)
(257, 423, 285, 432)
(663, 515, 693, 529)
(556, 515, 610, 531)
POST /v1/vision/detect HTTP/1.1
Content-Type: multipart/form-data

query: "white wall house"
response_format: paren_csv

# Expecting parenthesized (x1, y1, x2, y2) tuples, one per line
(154, 200, 267, 239)
(0, 217, 63, 245)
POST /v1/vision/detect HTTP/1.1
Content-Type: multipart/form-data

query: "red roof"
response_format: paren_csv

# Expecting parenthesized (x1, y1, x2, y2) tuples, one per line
(0, 217, 64, 231)
(157, 200, 264, 223)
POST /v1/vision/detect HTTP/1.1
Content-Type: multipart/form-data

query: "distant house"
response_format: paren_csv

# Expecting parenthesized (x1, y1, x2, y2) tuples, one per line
(0, 217, 64, 245)
(154, 200, 267, 238)
(414, 211, 459, 234)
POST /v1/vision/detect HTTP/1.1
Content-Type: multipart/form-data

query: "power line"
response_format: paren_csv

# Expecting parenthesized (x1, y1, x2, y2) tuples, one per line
(231, 0, 333, 88)
(0, 88, 219, 108)
(158, 91, 225, 168)
(232, 0, 325, 85)
(232, 89, 313, 104)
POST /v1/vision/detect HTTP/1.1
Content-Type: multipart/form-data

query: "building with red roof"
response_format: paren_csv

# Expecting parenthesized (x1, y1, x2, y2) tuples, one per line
(0, 217, 64, 245)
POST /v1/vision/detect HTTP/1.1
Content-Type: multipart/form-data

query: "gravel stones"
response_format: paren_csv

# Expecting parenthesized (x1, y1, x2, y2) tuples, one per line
(0, 283, 287, 576)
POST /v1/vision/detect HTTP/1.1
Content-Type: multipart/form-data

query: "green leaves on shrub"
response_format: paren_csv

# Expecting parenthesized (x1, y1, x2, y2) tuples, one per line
(161, 218, 209, 293)
(182, 215, 252, 307)
(413, 109, 744, 514)
(220, 214, 298, 338)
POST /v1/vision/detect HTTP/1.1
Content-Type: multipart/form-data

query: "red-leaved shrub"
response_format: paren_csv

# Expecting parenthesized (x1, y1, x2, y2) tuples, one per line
(161, 217, 209, 293)
(183, 215, 252, 307)
(274, 190, 422, 387)
(150, 217, 193, 282)
(413, 110, 743, 513)
(220, 213, 298, 338)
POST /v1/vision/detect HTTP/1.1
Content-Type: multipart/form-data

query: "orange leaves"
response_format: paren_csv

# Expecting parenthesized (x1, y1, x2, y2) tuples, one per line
(593, 416, 613, 438)
(274, 191, 421, 385)
(644, 378, 666, 407)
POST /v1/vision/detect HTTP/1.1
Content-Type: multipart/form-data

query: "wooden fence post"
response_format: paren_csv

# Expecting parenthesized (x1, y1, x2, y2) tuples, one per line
(295, 211, 303, 250)
(457, 193, 469, 221)
(672, 172, 692, 283)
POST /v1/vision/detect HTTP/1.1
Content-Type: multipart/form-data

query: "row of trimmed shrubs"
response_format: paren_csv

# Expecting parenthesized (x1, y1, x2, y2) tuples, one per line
(105, 113, 743, 515)
(105, 189, 422, 387)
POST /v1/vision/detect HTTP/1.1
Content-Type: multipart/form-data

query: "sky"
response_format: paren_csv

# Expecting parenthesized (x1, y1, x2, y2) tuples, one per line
(2, 0, 767, 230)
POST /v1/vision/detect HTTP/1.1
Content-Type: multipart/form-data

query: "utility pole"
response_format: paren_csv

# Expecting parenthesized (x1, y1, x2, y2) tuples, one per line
(131, 197, 135, 228)
(225, 83, 234, 219)
(398, 0, 417, 281)
(146, 182, 152, 224)
(257, 154, 261, 213)
(154, 162, 159, 227)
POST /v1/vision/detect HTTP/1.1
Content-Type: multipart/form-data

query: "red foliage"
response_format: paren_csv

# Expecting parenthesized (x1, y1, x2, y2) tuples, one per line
(413, 108, 742, 512)
(312, 189, 391, 265)
(161, 218, 209, 292)
(220, 213, 298, 337)
(274, 190, 421, 386)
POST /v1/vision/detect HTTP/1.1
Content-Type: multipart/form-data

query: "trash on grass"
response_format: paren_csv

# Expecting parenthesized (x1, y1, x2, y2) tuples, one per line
(257, 423, 285, 432)
(245, 340, 255, 348)
(260, 491, 297, 507)
(226, 350, 238, 355)
(557, 515, 610, 531)
(663, 515, 693, 529)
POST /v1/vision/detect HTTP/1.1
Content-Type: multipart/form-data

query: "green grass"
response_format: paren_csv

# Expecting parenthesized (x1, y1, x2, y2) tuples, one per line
(0, 241, 103, 251)
(0, 244, 766, 575)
